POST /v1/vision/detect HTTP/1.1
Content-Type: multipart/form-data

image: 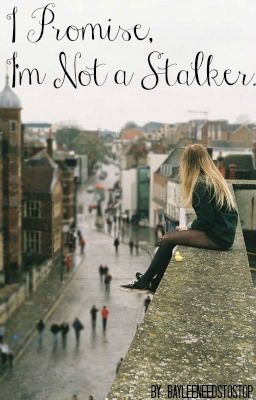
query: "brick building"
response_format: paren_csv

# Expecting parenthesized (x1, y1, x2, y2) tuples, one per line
(0, 76, 22, 283)
(23, 150, 63, 266)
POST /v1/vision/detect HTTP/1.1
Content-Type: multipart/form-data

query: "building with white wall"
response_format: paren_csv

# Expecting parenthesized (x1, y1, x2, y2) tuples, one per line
(147, 152, 167, 227)
(121, 168, 137, 217)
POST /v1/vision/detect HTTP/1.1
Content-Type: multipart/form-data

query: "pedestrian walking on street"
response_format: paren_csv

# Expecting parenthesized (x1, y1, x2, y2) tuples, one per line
(60, 322, 70, 347)
(1, 343, 9, 366)
(104, 272, 112, 295)
(121, 144, 238, 293)
(60, 255, 65, 282)
(106, 216, 112, 234)
(79, 237, 86, 254)
(129, 239, 134, 255)
(77, 229, 82, 240)
(90, 305, 99, 330)
(50, 323, 60, 346)
(103, 265, 109, 276)
(144, 295, 151, 313)
(98, 264, 104, 283)
(113, 237, 120, 255)
(36, 319, 45, 346)
(68, 232, 74, 252)
(72, 234, 77, 252)
(116, 357, 123, 374)
(72, 318, 84, 344)
(101, 306, 109, 333)
(121, 225, 125, 242)
(8, 347, 14, 368)
(0, 325, 5, 343)
(65, 255, 72, 272)
(135, 241, 139, 255)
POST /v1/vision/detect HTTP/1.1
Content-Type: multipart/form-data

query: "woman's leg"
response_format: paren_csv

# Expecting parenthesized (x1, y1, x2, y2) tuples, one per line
(138, 229, 223, 287)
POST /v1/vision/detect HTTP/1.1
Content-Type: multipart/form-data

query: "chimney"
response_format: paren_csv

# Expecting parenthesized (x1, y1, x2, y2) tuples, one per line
(228, 163, 236, 179)
(47, 130, 53, 158)
(217, 153, 226, 177)
(201, 121, 209, 146)
(207, 147, 213, 159)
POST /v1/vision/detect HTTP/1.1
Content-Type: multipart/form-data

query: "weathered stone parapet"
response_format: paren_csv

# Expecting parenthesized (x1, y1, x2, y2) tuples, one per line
(108, 204, 255, 399)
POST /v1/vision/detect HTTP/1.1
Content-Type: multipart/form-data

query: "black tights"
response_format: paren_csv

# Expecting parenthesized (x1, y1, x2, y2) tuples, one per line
(139, 229, 224, 288)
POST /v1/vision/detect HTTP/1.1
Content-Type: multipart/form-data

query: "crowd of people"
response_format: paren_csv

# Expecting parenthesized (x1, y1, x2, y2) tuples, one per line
(67, 227, 86, 256)
(36, 318, 84, 347)
(35, 304, 111, 350)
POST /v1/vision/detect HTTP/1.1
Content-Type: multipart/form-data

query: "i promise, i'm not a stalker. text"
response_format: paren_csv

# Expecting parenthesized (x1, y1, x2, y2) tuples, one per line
(6, 3, 256, 90)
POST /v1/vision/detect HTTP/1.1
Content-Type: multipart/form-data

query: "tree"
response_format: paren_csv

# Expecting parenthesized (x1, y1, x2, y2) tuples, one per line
(55, 127, 106, 175)
(122, 121, 139, 130)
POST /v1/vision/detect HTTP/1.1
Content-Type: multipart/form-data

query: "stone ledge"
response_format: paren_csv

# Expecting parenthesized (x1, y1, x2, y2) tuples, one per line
(108, 210, 255, 399)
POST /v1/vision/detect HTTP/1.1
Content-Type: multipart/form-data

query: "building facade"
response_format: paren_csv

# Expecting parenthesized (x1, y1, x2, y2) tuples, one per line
(23, 151, 62, 266)
(0, 76, 22, 283)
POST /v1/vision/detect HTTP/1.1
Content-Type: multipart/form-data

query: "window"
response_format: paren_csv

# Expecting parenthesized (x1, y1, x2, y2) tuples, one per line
(10, 121, 17, 133)
(24, 201, 41, 218)
(24, 231, 41, 253)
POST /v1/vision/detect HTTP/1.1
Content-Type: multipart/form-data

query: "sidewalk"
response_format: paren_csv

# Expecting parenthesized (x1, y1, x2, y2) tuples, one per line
(0, 253, 82, 376)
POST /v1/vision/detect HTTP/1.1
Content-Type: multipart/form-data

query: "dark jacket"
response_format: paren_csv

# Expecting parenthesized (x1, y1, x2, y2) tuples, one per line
(191, 177, 238, 248)
(60, 323, 69, 335)
(50, 324, 60, 335)
(72, 319, 84, 332)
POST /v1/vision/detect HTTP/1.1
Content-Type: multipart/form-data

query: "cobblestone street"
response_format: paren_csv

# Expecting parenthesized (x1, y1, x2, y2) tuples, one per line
(0, 176, 152, 400)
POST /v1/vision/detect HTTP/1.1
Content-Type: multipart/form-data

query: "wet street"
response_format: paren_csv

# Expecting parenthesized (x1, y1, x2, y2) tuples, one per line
(0, 163, 151, 400)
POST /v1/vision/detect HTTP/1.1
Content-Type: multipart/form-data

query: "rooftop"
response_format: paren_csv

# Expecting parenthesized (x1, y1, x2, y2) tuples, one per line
(23, 150, 59, 193)
(0, 75, 21, 109)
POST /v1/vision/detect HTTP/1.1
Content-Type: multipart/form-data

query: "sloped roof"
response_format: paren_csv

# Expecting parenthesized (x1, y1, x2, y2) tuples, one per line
(155, 146, 184, 175)
(211, 140, 245, 148)
(26, 149, 57, 169)
(224, 154, 254, 170)
(23, 150, 59, 193)
(24, 122, 51, 129)
(119, 129, 144, 140)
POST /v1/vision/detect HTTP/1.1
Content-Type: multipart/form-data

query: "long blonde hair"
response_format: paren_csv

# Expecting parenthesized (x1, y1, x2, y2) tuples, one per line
(179, 144, 236, 210)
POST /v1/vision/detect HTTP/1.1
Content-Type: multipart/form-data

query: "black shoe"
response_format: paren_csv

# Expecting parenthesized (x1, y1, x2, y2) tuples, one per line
(135, 272, 142, 280)
(120, 280, 150, 292)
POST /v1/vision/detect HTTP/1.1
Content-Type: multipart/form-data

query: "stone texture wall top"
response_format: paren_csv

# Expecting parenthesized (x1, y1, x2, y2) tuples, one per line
(108, 212, 255, 399)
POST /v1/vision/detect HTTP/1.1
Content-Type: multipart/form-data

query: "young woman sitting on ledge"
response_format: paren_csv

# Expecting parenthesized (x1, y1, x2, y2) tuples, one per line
(121, 144, 238, 292)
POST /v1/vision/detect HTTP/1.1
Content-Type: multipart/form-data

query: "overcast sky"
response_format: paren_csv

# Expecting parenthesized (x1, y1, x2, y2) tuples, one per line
(0, 0, 256, 131)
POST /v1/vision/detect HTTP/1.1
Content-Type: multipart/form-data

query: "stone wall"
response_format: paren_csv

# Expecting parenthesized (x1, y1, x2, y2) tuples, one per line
(0, 259, 52, 324)
(107, 187, 255, 399)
